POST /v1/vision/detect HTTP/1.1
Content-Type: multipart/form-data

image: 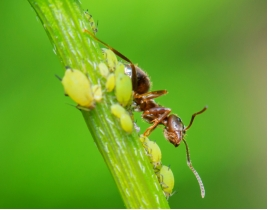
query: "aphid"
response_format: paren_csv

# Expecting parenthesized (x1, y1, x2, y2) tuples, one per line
(60, 67, 94, 109)
(83, 29, 207, 198)
(115, 71, 132, 107)
(102, 48, 118, 71)
(145, 140, 162, 171)
(92, 84, 102, 102)
(111, 104, 127, 118)
(84, 10, 98, 34)
(120, 113, 133, 133)
(139, 135, 162, 171)
(158, 165, 175, 200)
(105, 73, 115, 92)
(98, 62, 109, 78)
(111, 104, 133, 133)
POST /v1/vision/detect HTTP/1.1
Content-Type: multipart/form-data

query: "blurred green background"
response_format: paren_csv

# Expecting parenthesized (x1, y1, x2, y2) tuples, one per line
(0, 0, 266, 208)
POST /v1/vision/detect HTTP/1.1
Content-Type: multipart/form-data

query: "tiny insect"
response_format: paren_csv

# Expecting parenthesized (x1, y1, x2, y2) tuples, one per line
(83, 29, 207, 198)
(145, 140, 162, 171)
(139, 135, 162, 171)
(98, 62, 109, 78)
(158, 165, 175, 200)
(102, 48, 118, 71)
(105, 73, 115, 92)
(57, 67, 95, 109)
(111, 104, 133, 133)
(114, 70, 132, 107)
(84, 10, 98, 34)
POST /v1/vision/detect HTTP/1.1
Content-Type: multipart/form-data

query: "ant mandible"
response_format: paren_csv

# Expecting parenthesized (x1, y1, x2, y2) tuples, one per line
(84, 29, 207, 198)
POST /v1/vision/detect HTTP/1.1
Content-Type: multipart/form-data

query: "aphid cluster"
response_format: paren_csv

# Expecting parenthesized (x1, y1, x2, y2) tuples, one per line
(140, 135, 175, 199)
(58, 11, 207, 199)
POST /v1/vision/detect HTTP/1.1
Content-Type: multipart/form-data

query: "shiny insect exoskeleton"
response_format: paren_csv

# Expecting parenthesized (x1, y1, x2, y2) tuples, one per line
(83, 29, 207, 198)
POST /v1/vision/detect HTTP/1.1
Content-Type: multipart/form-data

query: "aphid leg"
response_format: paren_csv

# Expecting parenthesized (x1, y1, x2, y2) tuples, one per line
(143, 108, 171, 136)
(184, 106, 207, 131)
(183, 139, 205, 198)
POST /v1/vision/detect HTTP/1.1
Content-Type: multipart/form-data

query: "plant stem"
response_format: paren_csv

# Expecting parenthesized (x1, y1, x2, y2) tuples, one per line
(28, 0, 170, 208)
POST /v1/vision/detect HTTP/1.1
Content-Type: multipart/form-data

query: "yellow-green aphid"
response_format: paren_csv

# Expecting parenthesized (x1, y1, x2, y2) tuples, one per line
(139, 134, 150, 145)
(114, 62, 125, 78)
(98, 62, 109, 78)
(111, 104, 126, 118)
(92, 84, 102, 102)
(145, 140, 162, 170)
(111, 104, 133, 133)
(159, 165, 175, 200)
(84, 10, 98, 34)
(120, 113, 133, 133)
(106, 73, 115, 92)
(61, 67, 94, 108)
(102, 48, 118, 71)
(115, 73, 132, 107)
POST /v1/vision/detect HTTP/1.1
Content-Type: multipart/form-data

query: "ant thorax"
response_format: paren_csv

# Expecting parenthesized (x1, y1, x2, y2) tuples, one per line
(124, 64, 150, 94)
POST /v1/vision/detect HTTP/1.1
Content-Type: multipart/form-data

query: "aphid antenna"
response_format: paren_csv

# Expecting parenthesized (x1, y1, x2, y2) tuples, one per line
(183, 139, 205, 198)
(184, 106, 208, 131)
(83, 29, 137, 90)
(65, 103, 77, 109)
(55, 74, 62, 81)
(65, 103, 91, 112)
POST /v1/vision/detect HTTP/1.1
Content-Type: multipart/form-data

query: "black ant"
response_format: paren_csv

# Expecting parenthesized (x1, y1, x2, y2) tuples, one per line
(84, 29, 207, 198)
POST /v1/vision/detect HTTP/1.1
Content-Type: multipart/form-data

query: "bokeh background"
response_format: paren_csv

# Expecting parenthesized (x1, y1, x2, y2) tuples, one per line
(0, 0, 266, 208)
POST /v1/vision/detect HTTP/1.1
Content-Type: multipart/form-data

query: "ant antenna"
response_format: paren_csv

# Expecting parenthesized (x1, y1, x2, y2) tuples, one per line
(83, 29, 137, 90)
(184, 106, 207, 131)
(183, 139, 205, 198)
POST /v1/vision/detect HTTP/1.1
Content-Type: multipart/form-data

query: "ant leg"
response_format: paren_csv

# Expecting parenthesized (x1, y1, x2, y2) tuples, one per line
(143, 107, 171, 136)
(135, 90, 167, 100)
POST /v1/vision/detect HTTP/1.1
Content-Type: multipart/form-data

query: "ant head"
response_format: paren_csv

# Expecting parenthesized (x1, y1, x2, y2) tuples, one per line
(125, 64, 150, 94)
(164, 115, 185, 147)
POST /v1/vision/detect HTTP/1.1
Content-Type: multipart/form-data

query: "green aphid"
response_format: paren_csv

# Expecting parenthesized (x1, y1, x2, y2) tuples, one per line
(102, 48, 118, 71)
(84, 10, 98, 34)
(115, 73, 132, 107)
(139, 134, 150, 145)
(145, 140, 162, 171)
(114, 62, 125, 78)
(106, 73, 115, 92)
(92, 84, 102, 102)
(158, 165, 175, 200)
(98, 62, 109, 78)
(111, 104, 133, 133)
(120, 113, 133, 133)
(111, 104, 126, 118)
(61, 67, 94, 109)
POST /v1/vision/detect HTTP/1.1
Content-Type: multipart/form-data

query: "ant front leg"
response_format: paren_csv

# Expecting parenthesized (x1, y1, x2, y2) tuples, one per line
(135, 90, 168, 101)
(143, 107, 171, 137)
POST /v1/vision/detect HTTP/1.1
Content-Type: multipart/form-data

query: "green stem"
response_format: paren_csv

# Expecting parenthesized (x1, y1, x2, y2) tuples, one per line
(28, 0, 170, 208)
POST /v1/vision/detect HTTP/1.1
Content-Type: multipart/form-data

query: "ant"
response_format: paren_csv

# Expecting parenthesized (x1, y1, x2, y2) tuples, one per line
(84, 29, 207, 198)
